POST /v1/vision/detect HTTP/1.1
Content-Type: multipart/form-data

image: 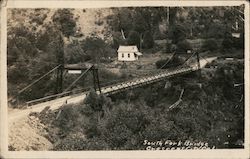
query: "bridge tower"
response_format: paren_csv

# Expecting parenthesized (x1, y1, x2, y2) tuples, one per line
(196, 52, 201, 70)
(56, 33, 65, 94)
(196, 52, 202, 81)
(92, 66, 101, 93)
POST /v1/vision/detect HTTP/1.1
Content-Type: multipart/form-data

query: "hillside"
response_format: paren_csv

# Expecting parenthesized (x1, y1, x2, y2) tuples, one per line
(8, 8, 114, 40)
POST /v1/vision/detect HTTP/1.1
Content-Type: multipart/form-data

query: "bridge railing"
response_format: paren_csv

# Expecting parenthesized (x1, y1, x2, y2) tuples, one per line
(25, 86, 92, 106)
(101, 66, 195, 95)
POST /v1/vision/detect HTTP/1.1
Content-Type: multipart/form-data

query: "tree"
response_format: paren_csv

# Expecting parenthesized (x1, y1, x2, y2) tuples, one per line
(64, 41, 85, 64)
(221, 31, 234, 50)
(81, 37, 115, 63)
(133, 12, 148, 34)
(112, 31, 126, 49)
(84, 90, 113, 115)
(142, 31, 154, 49)
(52, 9, 76, 37)
(169, 7, 178, 26)
(126, 31, 140, 48)
(176, 40, 192, 53)
(7, 12, 67, 104)
(116, 8, 134, 35)
(169, 24, 187, 44)
(206, 23, 226, 38)
(202, 39, 218, 51)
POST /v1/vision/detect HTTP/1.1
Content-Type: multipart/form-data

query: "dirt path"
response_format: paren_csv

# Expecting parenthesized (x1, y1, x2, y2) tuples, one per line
(8, 116, 53, 150)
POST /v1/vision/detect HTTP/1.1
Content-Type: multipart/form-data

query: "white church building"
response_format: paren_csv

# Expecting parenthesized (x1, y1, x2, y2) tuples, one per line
(117, 45, 143, 61)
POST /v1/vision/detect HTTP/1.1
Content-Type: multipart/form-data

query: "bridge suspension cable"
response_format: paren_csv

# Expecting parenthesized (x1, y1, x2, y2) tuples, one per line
(18, 65, 61, 94)
(160, 52, 176, 69)
(178, 52, 197, 68)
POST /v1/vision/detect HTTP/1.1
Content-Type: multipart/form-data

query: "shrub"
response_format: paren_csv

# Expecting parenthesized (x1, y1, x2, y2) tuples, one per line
(155, 58, 169, 69)
(53, 135, 86, 150)
(55, 104, 81, 131)
(155, 56, 183, 69)
(84, 90, 113, 114)
(165, 42, 175, 53)
(31, 14, 47, 25)
(83, 54, 92, 61)
(176, 40, 192, 53)
(95, 20, 104, 26)
(202, 39, 218, 51)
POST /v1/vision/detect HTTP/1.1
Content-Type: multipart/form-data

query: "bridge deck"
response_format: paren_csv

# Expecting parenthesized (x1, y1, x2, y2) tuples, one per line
(100, 66, 197, 95)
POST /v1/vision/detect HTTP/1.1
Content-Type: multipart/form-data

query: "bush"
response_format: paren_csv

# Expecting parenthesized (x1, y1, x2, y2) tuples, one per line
(53, 135, 86, 150)
(202, 39, 218, 51)
(95, 20, 104, 26)
(155, 56, 183, 69)
(84, 90, 113, 114)
(165, 42, 176, 53)
(176, 40, 192, 53)
(31, 14, 47, 25)
(155, 58, 169, 69)
(55, 104, 81, 132)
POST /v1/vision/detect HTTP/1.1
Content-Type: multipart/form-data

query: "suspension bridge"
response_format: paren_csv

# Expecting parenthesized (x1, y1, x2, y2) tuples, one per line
(9, 52, 217, 121)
